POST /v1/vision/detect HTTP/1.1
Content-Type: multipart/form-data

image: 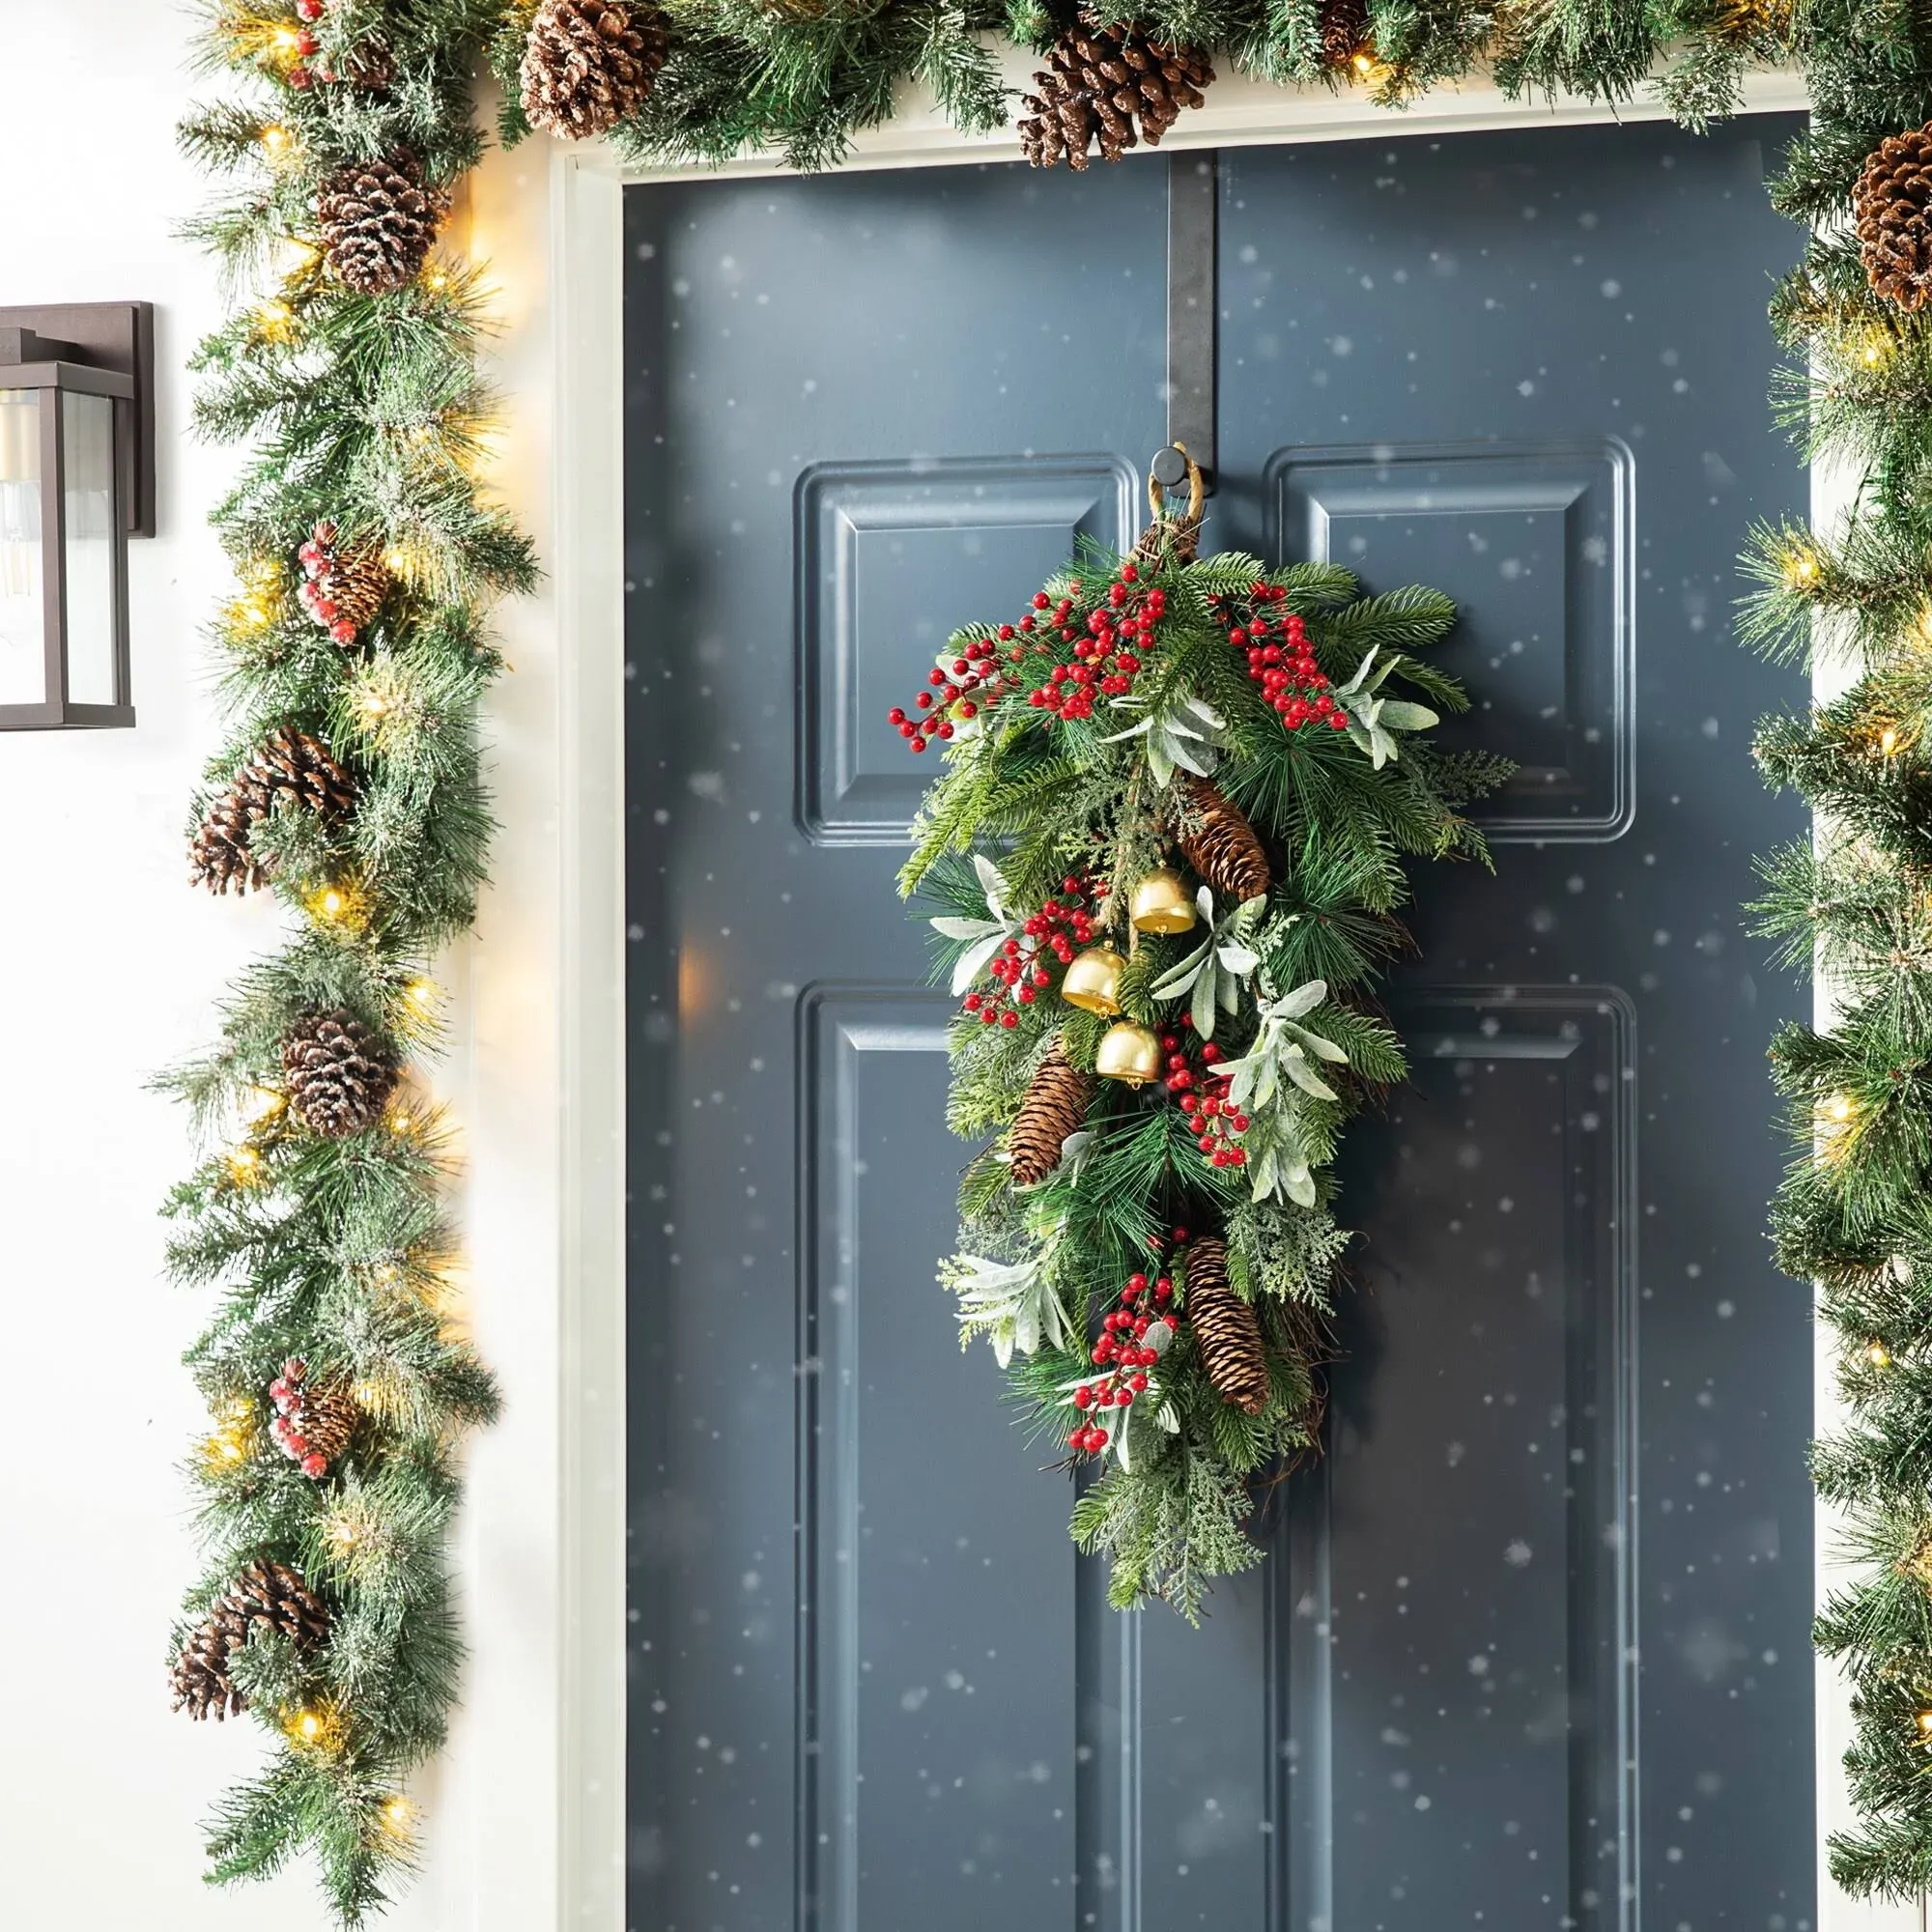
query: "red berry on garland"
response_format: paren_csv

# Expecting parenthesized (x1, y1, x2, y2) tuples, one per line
(267, 1358, 358, 1481)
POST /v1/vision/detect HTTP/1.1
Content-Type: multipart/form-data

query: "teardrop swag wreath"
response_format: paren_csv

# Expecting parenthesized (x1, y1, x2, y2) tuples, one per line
(892, 453, 1513, 1617)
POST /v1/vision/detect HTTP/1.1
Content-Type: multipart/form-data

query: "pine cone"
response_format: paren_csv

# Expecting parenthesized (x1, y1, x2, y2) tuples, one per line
(1174, 773, 1271, 904)
(188, 790, 271, 896)
(521, 0, 669, 141)
(318, 150, 446, 298)
(318, 35, 396, 91)
(1319, 0, 1369, 68)
(282, 1009, 398, 1139)
(244, 726, 356, 819)
(270, 1357, 359, 1479)
(1017, 14, 1213, 172)
(1857, 124, 1932, 312)
(187, 728, 355, 896)
(1009, 1042, 1095, 1186)
(169, 1559, 329, 1721)
(298, 521, 389, 646)
(1183, 1236, 1269, 1415)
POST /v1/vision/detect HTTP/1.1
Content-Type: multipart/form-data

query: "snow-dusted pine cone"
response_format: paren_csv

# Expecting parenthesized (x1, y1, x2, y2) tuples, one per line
(1017, 14, 1213, 172)
(318, 150, 446, 297)
(521, 0, 669, 140)
(1857, 124, 1932, 312)
(169, 1559, 330, 1721)
(187, 727, 355, 896)
(282, 1008, 398, 1139)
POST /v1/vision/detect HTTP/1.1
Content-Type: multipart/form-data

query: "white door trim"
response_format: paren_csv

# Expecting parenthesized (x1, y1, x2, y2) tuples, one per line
(466, 68, 1868, 1932)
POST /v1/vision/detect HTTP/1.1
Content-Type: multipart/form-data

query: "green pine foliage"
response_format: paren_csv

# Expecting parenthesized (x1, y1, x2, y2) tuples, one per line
(169, 2, 531, 1923)
(1737, 6, 1932, 1898)
(152, 0, 1932, 1905)
(908, 514, 1507, 1620)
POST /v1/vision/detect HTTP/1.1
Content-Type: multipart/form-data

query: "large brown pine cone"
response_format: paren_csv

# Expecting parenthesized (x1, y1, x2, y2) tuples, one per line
(1017, 14, 1214, 172)
(282, 1009, 399, 1139)
(318, 151, 446, 298)
(521, 0, 669, 141)
(1009, 1041, 1095, 1186)
(187, 727, 355, 896)
(1182, 1236, 1269, 1415)
(169, 1559, 330, 1721)
(298, 520, 389, 644)
(243, 726, 356, 819)
(1174, 773, 1271, 904)
(1857, 124, 1932, 312)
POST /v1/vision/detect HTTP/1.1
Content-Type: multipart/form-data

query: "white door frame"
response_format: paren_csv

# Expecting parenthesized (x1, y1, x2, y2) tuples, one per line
(463, 62, 1890, 1932)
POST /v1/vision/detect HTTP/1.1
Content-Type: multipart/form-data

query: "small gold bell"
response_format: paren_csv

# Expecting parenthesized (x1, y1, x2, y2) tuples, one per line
(1061, 944, 1126, 1016)
(1094, 1020, 1163, 1087)
(1129, 867, 1198, 935)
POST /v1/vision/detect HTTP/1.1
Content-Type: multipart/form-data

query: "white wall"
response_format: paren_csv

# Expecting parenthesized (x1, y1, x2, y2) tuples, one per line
(0, 9, 577, 1926)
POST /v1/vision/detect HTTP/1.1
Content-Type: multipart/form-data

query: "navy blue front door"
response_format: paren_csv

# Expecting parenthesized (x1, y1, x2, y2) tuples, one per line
(625, 115, 1812, 1932)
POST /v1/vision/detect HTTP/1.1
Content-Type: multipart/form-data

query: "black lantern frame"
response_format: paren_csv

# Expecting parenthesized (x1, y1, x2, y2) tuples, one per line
(0, 302, 155, 730)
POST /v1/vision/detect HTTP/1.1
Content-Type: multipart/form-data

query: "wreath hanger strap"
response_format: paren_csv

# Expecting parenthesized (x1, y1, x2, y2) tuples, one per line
(1139, 442, 1206, 564)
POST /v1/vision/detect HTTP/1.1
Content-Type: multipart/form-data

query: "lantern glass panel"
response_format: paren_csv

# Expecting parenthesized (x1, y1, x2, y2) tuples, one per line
(62, 390, 117, 705)
(0, 388, 43, 707)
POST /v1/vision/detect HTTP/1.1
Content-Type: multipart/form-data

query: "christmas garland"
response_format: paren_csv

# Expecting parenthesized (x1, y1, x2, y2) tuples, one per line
(150, 0, 1932, 1914)
(894, 460, 1511, 1617)
(166, 2, 532, 1923)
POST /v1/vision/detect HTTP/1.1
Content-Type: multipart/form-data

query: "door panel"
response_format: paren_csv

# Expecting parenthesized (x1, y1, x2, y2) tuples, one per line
(625, 117, 1812, 1932)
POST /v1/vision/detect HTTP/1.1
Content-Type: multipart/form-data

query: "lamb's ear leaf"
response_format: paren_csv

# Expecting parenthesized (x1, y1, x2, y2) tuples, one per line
(1377, 700, 1439, 731)
(1191, 960, 1219, 1038)
(1283, 1046, 1339, 1101)
(949, 932, 1006, 997)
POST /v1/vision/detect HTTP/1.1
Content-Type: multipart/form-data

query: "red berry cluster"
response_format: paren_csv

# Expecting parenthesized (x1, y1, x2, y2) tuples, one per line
(1022, 565, 1164, 722)
(961, 877, 1103, 1027)
(284, 0, 371, 88)
(1162, 1027, 1251, 1169)
(268, 1357, 335, 1481)
(1222, 588, 1348, 733)
(1068, 1269, 1176, 1453)
(888, 635, 1013, 753)
(297, 523, 365, 646)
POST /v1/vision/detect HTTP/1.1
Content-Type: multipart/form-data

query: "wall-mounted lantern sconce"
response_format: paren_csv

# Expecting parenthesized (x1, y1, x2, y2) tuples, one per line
(0, 302, 155, 729)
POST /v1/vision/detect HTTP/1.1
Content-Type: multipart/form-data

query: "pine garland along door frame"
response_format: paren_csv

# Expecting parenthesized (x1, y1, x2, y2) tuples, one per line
(898, 446, 1514, 1620)
(162, 0, 1932, 1901)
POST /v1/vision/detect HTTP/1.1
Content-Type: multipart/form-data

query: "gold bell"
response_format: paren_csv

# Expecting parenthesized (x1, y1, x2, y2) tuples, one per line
(1061, 944, 1126, 1016)
(1129, 867, 1198, 935)
(1094, 1020, 1162, 1087)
